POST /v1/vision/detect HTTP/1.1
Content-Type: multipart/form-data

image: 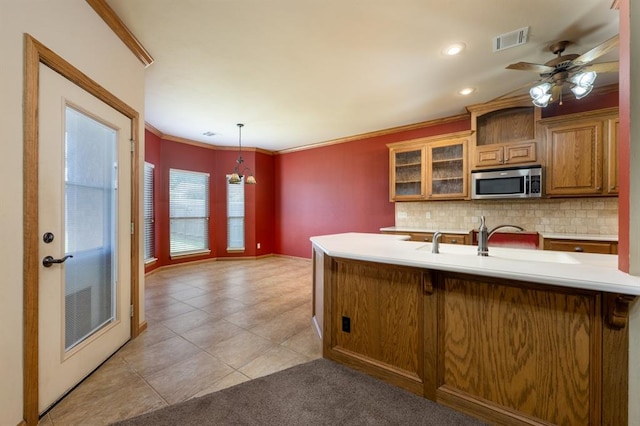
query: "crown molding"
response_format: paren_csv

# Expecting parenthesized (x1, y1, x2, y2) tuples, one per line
(86, 0, 154, 67)
(276, 113, 470, 154)
(146, 126, 273, 155)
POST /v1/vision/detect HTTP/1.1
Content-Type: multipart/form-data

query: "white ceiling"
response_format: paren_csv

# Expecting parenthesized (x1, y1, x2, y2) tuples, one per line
(106, 0, 619, 152)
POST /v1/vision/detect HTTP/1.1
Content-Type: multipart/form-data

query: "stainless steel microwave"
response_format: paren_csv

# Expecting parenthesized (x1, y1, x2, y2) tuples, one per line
(471, 165, 542, 199)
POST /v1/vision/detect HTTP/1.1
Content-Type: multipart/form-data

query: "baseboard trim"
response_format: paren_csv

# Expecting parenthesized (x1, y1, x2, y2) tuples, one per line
(144, 253, 311, 276)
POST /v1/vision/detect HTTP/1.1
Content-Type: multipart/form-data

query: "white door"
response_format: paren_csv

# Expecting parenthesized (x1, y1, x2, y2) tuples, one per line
(38, 64, 132, 413)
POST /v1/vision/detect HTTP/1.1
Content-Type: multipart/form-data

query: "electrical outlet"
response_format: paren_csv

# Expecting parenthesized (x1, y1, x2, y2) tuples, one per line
(341, 316, 351, 333)
(425, 212, 431, 219)
(398, 211, 407, 219)
(257, 242, 261, 249)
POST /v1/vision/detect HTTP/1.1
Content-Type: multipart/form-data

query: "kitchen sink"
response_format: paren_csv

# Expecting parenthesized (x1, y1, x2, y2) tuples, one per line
(416, 243, 580, 264)
(486, 247, 580, 264)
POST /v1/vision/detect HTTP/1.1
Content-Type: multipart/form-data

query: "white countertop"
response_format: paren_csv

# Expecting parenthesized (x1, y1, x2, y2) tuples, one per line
(311, 232, 640, 295)
(380, 226, 469, 234)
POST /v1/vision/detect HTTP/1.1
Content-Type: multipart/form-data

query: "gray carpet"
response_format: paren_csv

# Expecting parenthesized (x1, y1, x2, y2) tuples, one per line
(112, 358, 486, 425)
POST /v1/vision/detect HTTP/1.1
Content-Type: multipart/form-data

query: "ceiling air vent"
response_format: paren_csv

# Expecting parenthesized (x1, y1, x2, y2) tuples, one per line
(493, 27, 529, 52)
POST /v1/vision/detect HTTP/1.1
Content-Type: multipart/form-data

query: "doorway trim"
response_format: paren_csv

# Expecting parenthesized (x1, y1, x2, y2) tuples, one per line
(22, 34, 142, 426)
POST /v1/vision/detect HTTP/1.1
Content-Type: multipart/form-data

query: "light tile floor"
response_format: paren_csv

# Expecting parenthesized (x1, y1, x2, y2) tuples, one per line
(39, 256, 321, 425)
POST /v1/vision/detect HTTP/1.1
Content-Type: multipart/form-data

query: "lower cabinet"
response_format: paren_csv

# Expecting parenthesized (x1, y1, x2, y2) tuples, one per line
(318, 255, 632, 426)
(323, 257, 428, 395)
(435, 273, 627, 425)
(381, 230, 470, 245)
(543, 238, 618, 254)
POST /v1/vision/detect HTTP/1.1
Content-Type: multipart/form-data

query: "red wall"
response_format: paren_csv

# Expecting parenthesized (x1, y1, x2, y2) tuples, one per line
(255, 151, 276, 256)
(144, 130, 275, 272)
(541, 89, 619, 117)
(274, 120, 470, 258)
(618, 0, 630, 272)
(144, 131, 162, 273)
(145, 86, 622, 265)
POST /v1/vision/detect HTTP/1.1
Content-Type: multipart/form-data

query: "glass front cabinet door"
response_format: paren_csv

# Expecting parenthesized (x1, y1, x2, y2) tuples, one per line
(389, 145, 426, 201)
(427, 137, 469, 199)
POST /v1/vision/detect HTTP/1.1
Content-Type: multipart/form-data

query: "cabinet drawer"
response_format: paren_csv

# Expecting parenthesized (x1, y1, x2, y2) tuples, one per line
(381, 231, 470, 244)
(441, 233, 469, 245)
(425, 233, 469, 244)
(504, 141, 536, 164)
(543, 239, 618, 254)
(474, 142, 536, 168)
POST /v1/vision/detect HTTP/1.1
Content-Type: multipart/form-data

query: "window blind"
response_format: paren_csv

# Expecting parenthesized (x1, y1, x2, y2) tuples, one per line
(227, 176, 245, 250)
(169, 168, 210, 255)
(143, 162, 155, 261)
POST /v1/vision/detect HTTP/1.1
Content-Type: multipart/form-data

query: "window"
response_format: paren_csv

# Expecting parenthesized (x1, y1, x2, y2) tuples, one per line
(227, 176, 245, 251)
(143, 162, 155, 262)
(169, 168, 210, 256)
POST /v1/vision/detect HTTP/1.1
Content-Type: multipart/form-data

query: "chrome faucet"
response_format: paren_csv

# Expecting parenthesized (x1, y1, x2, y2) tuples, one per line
(431, 231, 443, 254)
(477, 215, 525, 256)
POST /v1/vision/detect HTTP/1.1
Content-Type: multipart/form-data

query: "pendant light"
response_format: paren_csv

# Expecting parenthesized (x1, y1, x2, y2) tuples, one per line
(228, 123, 256, 184)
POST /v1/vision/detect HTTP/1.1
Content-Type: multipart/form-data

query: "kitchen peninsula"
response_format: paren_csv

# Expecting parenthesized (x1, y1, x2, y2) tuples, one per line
(311, 232, 640, 425)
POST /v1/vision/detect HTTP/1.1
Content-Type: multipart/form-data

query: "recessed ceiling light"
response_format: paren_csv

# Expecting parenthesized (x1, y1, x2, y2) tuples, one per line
(202, 131, 216, 137)
(443, 43, 466, 56)
(459, 87, 475, 96)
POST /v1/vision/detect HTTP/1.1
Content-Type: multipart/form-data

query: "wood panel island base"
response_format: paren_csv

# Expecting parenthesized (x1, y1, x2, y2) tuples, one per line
(311, 234, 640, 426)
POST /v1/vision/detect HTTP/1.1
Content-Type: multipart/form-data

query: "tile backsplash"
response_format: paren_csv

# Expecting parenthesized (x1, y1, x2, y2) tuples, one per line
(395, 198, 618, 235)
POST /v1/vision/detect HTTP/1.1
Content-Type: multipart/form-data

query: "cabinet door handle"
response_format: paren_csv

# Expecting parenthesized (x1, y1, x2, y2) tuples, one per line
(450, 239, 458, 244)
(596, 186, 602, 190)
(573, 246, 584, 252)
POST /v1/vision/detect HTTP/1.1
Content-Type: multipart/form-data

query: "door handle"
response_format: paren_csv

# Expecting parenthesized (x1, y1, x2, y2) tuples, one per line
(42, 255, 73, 268)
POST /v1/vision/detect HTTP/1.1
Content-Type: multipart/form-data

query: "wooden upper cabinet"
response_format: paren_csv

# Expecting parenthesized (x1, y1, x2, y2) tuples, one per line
(388, 131, 471, 201)
(475, 141, 536, 167)
(467, 95, 541, 169)
(540, 108, 618, 197)
(426, 136, 468, 199)
(607, 117, 619, 195)
(545, 120, 604, 195)
(389, 144, 426, 201)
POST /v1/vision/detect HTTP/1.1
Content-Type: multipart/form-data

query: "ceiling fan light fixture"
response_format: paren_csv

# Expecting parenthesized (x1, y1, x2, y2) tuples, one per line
(529, 82, 551, 101)
(572, 70, 597, 87)
(571, 83, 593, 99)
(569, 70, 597, 99)
(529, 82, 552, 107)
(532, 93, 552, 108)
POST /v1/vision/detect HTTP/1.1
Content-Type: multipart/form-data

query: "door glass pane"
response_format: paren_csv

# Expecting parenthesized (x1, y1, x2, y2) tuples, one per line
(64, 106, 117, 351)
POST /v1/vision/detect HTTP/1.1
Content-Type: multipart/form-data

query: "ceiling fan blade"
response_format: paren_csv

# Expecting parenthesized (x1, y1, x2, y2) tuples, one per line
(583, 61, 619, 73)
(506, 62, 555, 73)
(573, 34, 619, 66)
(487, 79, 543, 103)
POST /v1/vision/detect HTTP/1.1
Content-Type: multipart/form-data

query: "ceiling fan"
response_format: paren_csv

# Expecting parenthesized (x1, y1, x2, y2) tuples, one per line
(506, 34, 619, 107)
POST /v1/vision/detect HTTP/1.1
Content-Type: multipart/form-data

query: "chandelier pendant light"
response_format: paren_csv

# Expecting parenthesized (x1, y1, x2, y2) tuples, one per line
(228, 123, 257, 185)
